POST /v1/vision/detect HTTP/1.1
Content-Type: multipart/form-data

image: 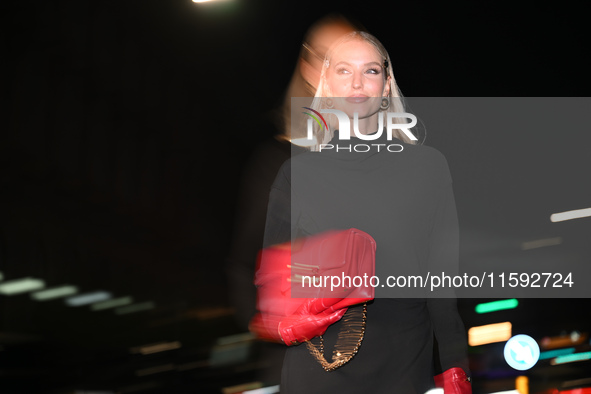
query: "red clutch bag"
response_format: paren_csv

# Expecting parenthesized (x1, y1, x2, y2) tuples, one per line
(249, 228, 376, 346)
(434, 367, 472, 394)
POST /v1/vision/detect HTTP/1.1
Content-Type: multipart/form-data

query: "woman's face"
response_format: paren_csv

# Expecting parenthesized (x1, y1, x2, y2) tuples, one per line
(325, 38, 390, 119)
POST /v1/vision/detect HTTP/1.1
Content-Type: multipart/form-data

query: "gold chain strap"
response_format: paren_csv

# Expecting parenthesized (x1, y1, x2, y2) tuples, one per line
(305, 302, 368, 372)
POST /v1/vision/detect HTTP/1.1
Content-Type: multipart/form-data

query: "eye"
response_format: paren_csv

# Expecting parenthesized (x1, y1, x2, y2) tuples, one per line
(365, 67, 382, 75)
(335, 67, 351, 75)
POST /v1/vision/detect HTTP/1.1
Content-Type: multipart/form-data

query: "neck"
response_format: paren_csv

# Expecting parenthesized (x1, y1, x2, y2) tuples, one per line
(348, 111, 381, 137)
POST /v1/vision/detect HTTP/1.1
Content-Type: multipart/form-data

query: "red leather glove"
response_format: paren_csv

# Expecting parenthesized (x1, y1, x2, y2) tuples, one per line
(278, 299, 348, 345)
(434, 367, 471, 394)
(249, 299, 348, 346)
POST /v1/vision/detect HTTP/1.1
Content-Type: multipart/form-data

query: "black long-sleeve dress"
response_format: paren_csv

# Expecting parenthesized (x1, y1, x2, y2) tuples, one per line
(262, 131, 469, 393)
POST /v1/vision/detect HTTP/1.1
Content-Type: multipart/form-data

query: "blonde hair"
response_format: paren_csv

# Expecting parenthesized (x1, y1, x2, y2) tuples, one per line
(278, 15, 360, 140)
(308, 31, 418, 151)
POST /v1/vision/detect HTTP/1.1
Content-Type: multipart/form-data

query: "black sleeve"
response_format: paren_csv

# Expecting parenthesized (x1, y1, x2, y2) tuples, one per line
(225, 141, 290, 329)
(428, 297, 470, 374)
(425, 161, 470, 375)
(262, 161, 296, 248)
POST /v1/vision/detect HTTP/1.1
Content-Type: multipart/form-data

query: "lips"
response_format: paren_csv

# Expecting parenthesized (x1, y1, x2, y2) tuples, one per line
(345, 95, 369, 103)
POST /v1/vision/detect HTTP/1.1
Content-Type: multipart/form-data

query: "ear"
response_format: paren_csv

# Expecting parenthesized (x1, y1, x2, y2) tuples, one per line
(383, 76, 391, 97)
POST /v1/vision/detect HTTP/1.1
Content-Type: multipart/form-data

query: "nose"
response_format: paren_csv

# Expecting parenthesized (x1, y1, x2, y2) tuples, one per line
(352, 71, 363, 90)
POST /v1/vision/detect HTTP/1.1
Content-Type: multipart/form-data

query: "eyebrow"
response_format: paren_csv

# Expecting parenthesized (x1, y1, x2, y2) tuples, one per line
(334, 61, 383, 68)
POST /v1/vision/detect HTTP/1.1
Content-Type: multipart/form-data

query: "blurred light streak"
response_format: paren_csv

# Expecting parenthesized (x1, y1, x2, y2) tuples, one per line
(541, 332, 588, 349)
(135, 363, 175, 377)
(0, 277, 45, 295)
(221, 382, 263, 394)
(424, 389, 444, 394)
(551, 351, 591, 365)
(65, 291, 111, 306)
(217, 332, 255, 345)
(475, 299, 519, 314)
(31, 285, 78, 301)
(521, 237, 562, 250)
(115, 301, 155, 315)
(559, 379, 591, 393)
(550, 207, 591, 222)
(516, 376, 528, 394)
(210, 334, 253, 366)
(176, 360, 209, 371)
(243, 385, 281, 394)
(131, 341, 181, 355)
(91, 296, 133, 311)
(468, 322, 512, 346)
(489, 391, 519, 394)
(539, 347, 575, 360)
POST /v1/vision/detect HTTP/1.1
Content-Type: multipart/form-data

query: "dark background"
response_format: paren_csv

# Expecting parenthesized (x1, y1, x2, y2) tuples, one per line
(1, 1, 590, 393)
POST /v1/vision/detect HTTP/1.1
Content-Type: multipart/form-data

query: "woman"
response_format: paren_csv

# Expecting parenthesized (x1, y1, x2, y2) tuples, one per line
(262, 31, 470, 393)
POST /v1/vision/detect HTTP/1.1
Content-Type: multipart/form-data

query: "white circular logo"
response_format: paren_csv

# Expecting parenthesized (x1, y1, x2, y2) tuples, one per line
(504, 334, 540, 370)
